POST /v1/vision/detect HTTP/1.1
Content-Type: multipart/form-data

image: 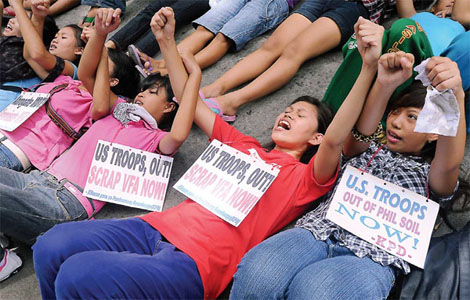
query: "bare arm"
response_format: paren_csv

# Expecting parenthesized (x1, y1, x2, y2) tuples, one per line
(79, 8, 121, 119)
(11, 0, 76, 79)
(48, 0, 80, 16)
(427, 57, 466, 196)
(159, 54, 201, 155)
(396, 0, 417, 18)
(314, 18, 383, 184)
(344, 51, 415, 157)
(151, 7, 188, 102)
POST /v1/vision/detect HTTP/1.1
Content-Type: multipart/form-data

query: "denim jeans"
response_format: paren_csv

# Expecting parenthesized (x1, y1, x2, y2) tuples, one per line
(194, 0, 289, 51)
(0, 168, 87, 245)
(109, 0, 210, 56)
(0, 143, 23, 171)
(33, 218, 203, 299)
(230, 228, 396, 300)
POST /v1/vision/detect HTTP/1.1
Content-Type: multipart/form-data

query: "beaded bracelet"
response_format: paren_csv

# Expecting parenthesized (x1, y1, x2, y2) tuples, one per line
(351, 123, 384, 143)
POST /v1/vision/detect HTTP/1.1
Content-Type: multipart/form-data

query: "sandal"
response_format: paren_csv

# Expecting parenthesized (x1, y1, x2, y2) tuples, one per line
(200, 92, 236, 122)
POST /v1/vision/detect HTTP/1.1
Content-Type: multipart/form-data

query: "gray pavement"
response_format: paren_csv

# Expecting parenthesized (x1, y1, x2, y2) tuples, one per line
(1, 1, 469, 299)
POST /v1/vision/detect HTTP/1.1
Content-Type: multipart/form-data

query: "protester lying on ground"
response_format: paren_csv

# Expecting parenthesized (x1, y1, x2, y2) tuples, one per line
(1, 2, 58, 83)
(0, 7, 196, 283)
(230, 53, 466, 300)
(31, 10, 387, 300)
(0, 0, 85, 111)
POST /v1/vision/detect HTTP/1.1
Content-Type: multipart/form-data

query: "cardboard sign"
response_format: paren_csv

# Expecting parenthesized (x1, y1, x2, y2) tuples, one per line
(83, 140, 173, 212)
(0, 92, 50, 131)
(326, 165, 439, 268)
(174, 139, 280, 227)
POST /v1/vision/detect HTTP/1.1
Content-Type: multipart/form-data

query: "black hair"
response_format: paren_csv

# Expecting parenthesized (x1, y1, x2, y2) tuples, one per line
(62, 24, 85, 65)
(107, 48, 140, 99)
(265, 96, 334, 164)
(140, 73, 177, 130)
(292, 96, 334, 163)
(42, 16, 58, 49)
(387, 81, 436, 161)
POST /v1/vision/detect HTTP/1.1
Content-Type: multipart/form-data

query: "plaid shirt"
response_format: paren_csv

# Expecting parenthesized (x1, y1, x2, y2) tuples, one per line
(296, 142, 455, 273)
(349, 0, 436, 24)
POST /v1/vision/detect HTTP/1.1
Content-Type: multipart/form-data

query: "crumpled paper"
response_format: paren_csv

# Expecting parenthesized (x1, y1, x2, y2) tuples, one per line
(413, 58, 460, 136)
(113, 102, 158, 129)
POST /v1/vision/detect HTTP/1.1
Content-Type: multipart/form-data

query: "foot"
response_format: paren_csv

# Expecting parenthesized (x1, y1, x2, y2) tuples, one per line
(201, 82, 225, 99)
(0, 249, 22, 282)
(214, 93, 239, 116)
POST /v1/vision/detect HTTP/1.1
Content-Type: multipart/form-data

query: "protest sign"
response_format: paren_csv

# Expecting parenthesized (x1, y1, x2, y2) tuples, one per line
(174, 139, 280, 227)
(83, 140, 173, 211)
(326, 165, 439, 268)
(0, 92, 50, 131)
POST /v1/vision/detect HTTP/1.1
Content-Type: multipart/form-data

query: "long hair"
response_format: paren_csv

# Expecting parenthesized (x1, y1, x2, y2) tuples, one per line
(107, 48, 140, 99)
(387, 81, 436, 161)
(140, 73, 177, 131)
(62, 24, 85, 65)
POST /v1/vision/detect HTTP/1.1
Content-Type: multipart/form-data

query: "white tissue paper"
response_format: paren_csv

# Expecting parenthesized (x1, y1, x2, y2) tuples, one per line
(413, 58, 460, 136)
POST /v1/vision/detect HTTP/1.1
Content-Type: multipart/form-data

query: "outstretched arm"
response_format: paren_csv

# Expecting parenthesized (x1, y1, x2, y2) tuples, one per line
(313, 17, 384, 184)
(10, 0, 76, 79)
(151, 7, 216, 138)
(428, 57, 466, 196)
(159, 53, 201, 155)
(343, 51, 415, 157)
(78, 8, 121, 120)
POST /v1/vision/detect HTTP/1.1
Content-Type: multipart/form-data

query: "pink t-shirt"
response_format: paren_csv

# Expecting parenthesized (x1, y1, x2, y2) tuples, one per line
(47, 100, 168, 213)
(1, 75, 93, 170)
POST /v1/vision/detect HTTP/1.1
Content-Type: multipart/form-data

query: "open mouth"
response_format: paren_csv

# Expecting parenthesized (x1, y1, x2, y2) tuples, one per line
(134, 100, 143, 106)
(49, 44, 57, 51)
(387, 130, 401, 143)
(277, 119, 291, 130)
(5, 24, 13, 32)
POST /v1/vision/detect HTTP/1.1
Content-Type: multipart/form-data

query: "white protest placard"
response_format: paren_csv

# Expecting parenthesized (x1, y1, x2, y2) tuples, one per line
(0, 92, 50, 131)
(326, 165, 439, 268)
(83, 140, 173, 212)
(174, 139, 280, 227)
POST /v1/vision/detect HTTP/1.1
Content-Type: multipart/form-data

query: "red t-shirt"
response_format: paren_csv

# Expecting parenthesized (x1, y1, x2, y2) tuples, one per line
(141, 116, 337, 299)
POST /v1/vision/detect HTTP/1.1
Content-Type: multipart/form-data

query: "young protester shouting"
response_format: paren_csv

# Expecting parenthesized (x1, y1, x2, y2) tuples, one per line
(229, 53, 466, 299)
(32, 11, 385, 299)
(1, 0, 84, 109)
(0, 7, 196, 282)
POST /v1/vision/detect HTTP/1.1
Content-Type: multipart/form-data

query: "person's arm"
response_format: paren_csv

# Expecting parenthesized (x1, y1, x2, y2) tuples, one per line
(79, 8, 121, 119)
(427, 57, 466, 196)
(452, 0, 470, 28)
(313, 17, 383, 184)
(343, 51, 415, 157)
(151, 7, 216, 139)
(150, 7, 187, 101)
(48, 0, 80, 16)
(78, 8, 120, 96)
(396, 0, 417, 18)
(10, 0, 76, 79)
(159, 53, 201, 155)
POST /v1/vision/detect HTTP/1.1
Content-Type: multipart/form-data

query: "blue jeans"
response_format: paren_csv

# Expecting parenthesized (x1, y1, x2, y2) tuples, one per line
(230, 228, 396, 299)
(33, 218, 204, 299)
(194, 0, 289, 51)
(109, 0, 210, 56)
(0, 168, 87, 245)
(0, 143, 23, 171)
